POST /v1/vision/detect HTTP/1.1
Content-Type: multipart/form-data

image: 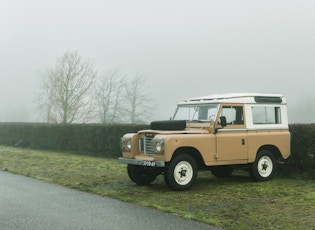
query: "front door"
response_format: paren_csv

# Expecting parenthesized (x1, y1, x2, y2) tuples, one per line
(216, 130, 247, 161)
(215, 105, 248, 161)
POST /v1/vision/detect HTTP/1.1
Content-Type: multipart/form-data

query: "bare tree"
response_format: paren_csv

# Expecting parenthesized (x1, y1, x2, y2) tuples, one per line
(95, 70, 126, 123)
(39, 52, 97, 124)
(124, 75, 155, 124)
(94, 72, 155, 124)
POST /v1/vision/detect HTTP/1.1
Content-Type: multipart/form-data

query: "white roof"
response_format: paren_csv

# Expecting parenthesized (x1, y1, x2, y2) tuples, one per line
(180, 93, 286, 104)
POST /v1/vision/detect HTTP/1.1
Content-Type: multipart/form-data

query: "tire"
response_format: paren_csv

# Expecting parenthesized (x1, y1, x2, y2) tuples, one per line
(249, 150, 276, 181)
(211, 165, 233, 178)
(164, 154, 198, 191)
(127, 165, 157, 185)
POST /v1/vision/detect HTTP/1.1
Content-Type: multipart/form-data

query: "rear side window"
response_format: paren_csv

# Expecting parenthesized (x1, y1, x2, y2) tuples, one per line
(252, 106, 282, 124)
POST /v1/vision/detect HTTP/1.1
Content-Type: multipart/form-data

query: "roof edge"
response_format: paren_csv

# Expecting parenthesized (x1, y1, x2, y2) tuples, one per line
(187, 93, 284, 102)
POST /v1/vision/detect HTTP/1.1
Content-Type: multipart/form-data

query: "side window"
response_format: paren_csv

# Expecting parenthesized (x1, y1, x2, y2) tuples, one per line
(252, 106, 282, 124)
(220, 106, 244, 125)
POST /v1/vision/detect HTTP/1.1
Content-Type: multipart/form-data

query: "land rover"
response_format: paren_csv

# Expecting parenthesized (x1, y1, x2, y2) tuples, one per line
(119, 93, 290, 191)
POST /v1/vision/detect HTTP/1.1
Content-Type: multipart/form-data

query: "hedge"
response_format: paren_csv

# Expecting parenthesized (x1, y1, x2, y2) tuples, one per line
(0, 122, 149, 158)
(285, 124, 315, 179)
(0, 122, 314, 179)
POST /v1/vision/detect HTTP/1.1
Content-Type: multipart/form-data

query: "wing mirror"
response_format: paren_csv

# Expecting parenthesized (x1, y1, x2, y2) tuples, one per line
(219, 116, 227, 127)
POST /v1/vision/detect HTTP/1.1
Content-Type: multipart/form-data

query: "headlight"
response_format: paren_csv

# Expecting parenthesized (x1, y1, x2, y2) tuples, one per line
(121, 134, 133, 152)
(154, 138, 164, 154)
(126, 139, 131, 150)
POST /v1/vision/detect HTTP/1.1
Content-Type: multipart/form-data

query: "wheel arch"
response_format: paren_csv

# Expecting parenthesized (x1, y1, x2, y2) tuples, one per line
(257, 145, 282, 160)
(171, 147, 206, 169)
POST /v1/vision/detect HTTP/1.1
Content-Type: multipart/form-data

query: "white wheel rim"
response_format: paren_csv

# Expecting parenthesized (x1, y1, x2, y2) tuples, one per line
(173, 161, 193, 185)
(257, 156, 273, 177)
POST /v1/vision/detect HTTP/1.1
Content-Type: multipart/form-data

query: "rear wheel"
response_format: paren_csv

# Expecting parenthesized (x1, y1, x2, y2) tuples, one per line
(127, 165, 157, 185)
(249, 150, 276, 181)
(164, 154, 198, 191)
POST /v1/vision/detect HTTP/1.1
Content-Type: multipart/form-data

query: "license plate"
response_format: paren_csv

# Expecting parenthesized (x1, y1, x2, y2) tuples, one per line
(143, 160, 156, 167)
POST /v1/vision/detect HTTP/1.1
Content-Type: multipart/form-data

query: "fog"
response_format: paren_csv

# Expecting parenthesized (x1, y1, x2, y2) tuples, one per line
(1, 0, 315, 123)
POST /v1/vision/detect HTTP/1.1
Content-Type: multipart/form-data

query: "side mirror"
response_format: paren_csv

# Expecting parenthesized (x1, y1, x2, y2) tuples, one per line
(220, 116, 227, 127)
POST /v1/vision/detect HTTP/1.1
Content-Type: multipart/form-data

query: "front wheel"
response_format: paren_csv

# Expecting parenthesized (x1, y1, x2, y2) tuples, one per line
(164, 154, 198, 191)
(249, 150, 276, 181)
(127, 165, 157, 185)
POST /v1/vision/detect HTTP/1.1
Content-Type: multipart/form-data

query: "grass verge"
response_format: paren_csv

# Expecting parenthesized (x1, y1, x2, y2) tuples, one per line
(0, 146, 314, 229)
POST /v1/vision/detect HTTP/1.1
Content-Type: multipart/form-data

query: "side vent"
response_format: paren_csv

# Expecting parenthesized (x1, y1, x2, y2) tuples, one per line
(254, 96, 282, 104)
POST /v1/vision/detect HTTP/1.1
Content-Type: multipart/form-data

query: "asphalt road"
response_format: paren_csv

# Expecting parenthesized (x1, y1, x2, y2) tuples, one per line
(0, 171, 221, 230)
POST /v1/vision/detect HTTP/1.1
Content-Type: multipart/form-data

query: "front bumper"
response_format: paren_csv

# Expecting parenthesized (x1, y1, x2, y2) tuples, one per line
(118, 157, 165, 167)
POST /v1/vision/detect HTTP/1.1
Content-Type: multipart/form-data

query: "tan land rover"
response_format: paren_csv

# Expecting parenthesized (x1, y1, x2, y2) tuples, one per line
(119, 93, 290, 191)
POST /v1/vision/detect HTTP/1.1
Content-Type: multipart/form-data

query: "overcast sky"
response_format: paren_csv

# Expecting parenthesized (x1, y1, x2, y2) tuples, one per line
(1, 0, 314, 123)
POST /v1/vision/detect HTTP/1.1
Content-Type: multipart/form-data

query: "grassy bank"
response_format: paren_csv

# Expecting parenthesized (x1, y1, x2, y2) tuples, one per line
(0, 146, 314, 229)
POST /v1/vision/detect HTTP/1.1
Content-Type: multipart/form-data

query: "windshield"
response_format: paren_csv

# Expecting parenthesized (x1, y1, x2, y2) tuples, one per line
(173, 104, 219, 122)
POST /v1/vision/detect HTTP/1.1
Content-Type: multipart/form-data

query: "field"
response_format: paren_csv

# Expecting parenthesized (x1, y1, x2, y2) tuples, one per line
(0, 146, 314, 229)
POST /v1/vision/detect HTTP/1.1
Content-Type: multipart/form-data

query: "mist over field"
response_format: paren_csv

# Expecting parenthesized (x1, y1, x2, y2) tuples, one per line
(1, 0, 314, 124)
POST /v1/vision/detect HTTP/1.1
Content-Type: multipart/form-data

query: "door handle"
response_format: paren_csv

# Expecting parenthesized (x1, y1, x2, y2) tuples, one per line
(241, 139, 245, 145)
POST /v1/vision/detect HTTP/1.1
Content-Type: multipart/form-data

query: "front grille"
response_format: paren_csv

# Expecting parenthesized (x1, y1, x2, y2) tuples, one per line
(139, 134, 155, 155)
